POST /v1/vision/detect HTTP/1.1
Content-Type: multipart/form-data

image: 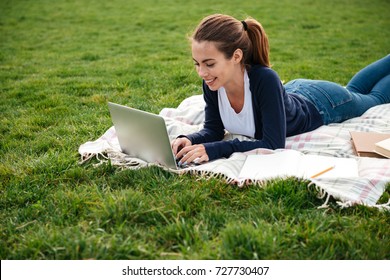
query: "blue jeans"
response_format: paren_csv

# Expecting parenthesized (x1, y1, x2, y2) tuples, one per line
(284, 55, 390, 124)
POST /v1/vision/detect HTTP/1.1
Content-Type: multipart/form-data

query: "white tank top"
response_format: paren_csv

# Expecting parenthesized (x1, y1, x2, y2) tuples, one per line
(218, 70, 255, 138)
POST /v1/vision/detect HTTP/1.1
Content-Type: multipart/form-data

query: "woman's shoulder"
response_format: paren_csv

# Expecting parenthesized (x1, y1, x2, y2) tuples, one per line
(248, 65, 281, 85)
(248, 65, 280, 78)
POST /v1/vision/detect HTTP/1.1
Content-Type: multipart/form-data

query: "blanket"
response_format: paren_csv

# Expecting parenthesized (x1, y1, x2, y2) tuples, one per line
(79, 95, 390, 210)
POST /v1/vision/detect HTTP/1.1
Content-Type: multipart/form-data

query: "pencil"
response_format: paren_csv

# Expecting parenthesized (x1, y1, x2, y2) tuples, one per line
(310, 165, 335, 179)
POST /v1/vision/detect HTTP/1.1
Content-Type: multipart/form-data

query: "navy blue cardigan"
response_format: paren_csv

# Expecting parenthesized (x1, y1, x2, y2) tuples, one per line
(184, 65, 323, 161)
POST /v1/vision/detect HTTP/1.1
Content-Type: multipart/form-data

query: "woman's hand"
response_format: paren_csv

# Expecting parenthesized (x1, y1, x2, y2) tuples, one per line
(176, 144, 209, 165)
(171, 137, 192, 155)
(175, 144, 209, 165)
(171, 138, 209, 165)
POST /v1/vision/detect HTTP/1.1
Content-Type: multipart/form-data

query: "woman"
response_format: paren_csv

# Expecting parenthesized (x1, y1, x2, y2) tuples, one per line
(171, 14, 390, 165)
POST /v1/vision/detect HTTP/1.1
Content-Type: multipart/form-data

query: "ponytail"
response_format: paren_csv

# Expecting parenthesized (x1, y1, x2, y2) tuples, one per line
(245, 18, 270, 67)
(192, 14, 271, 68)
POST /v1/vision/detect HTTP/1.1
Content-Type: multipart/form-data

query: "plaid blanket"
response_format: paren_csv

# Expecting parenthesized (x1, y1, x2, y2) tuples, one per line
(79, 95, 390, 210)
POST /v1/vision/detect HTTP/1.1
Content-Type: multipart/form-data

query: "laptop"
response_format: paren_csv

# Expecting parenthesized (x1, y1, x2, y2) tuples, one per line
(108, 102, 181, 169)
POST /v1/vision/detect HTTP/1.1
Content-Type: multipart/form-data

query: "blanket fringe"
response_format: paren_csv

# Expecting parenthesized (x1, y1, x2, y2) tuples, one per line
(182, 168, 268, 187)
(236, 178, 267, 188)
(372, 199, 390, 211)
(337, 198, 390, 211)
(107, 151, 148, 170)
(79, 153, 98, 165)
(79, 152, 389, 211)
(79, 150, 148, 170)
(308, 181, 390, 211)
(318, 193, 331, 209)
(308, 181, 331, 209)
(308, 181, 327, 199)
(186, 169, 237, 185)
(79, 152, 109, 167)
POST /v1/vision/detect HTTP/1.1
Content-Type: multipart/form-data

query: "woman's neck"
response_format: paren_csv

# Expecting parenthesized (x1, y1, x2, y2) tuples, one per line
(223, 68, 246, 113)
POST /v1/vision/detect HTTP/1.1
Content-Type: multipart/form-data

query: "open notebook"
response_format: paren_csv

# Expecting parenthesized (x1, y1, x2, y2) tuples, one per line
(238, 150, 359, 180)
(374, 138, 390, 158)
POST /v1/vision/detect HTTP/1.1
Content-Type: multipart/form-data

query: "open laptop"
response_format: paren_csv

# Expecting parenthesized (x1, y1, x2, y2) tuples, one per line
(108, 102, 181, 169)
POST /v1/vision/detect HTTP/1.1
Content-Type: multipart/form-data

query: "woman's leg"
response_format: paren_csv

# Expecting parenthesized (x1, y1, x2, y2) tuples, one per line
(285, 55, 390, 125)
(285, 78, 388, 125)
(346, 54, 390, 95)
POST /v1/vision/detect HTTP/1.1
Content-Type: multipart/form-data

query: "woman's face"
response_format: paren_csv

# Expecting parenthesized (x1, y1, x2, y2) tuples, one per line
(192, 40, 242, 91)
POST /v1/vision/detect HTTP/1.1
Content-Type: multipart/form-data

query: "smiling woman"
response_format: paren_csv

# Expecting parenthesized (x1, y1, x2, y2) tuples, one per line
(170, 13, 390, 165)
(192, 41, 244, 101)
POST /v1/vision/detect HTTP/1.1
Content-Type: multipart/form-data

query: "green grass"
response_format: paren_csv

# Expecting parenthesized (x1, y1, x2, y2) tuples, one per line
(1, 0, 389, 260)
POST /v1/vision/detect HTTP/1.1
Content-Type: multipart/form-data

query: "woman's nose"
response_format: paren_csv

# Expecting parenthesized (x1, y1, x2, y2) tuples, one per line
(197, 65, 207, 78)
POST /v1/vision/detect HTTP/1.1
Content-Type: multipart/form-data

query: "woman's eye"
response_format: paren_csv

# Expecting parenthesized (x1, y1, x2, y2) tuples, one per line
(206, 63, 215, 67)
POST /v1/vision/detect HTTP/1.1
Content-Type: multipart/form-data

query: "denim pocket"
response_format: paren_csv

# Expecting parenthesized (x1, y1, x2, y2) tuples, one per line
(309, 81, 352, 108)
(285, 79, 358, 124)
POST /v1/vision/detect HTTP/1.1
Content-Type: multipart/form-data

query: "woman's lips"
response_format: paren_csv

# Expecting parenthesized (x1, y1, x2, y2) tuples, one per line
(205, 77, 217, 87)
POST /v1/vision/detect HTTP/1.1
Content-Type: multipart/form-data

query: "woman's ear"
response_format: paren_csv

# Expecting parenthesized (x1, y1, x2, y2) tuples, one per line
(233, 48, 243, 64)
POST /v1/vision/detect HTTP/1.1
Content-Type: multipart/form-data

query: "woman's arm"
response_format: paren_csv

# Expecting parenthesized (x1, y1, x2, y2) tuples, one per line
(184, 81, 226, 144)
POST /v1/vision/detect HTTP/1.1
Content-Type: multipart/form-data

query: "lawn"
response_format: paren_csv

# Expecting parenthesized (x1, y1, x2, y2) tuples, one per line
(1, 0, 389, 259)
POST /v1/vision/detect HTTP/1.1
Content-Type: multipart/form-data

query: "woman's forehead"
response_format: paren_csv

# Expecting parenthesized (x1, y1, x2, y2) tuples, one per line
(192, 41, 222, 59)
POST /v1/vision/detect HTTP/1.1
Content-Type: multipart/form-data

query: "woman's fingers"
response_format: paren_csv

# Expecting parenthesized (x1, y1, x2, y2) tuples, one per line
(171, 137, 191, 155)
(177, 144, 209, 164)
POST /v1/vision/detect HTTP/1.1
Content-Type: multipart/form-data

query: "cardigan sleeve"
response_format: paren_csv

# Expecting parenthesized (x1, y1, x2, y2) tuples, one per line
(184, 81, 225, 144)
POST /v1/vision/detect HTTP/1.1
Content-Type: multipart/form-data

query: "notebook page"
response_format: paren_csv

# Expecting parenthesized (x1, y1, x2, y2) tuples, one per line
(238, 150, 302, 180)
(238, 150, 359, 181)
(302, 155, 359, 178)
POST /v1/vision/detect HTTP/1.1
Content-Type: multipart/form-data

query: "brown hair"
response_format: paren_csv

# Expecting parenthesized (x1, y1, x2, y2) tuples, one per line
(191, 14, 270, 68)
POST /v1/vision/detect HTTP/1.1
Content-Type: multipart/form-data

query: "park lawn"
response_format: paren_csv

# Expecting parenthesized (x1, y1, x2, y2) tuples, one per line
(1, 0, 389, 259)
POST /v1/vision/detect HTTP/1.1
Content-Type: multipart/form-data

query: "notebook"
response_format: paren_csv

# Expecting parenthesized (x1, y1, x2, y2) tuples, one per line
(374, 138, 390, 159)
(238, 150, 359, 180)
(108, 102, 183, 169)
(350, 131, 390, 158)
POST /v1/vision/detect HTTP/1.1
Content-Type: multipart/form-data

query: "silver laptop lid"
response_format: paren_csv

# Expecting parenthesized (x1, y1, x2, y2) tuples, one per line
(108, 102, 178, 169)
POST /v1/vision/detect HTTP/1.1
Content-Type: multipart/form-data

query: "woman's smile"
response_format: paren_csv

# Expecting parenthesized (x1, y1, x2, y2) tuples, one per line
(205, 77, 217, 87)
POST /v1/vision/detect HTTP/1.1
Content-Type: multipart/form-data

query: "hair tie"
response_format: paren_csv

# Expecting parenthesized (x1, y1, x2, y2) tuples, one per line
(241, 20, 248, 31)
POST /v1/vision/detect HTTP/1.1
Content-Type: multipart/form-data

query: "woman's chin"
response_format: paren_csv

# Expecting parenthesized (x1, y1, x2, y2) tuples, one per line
(207, 83, 219, 91)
